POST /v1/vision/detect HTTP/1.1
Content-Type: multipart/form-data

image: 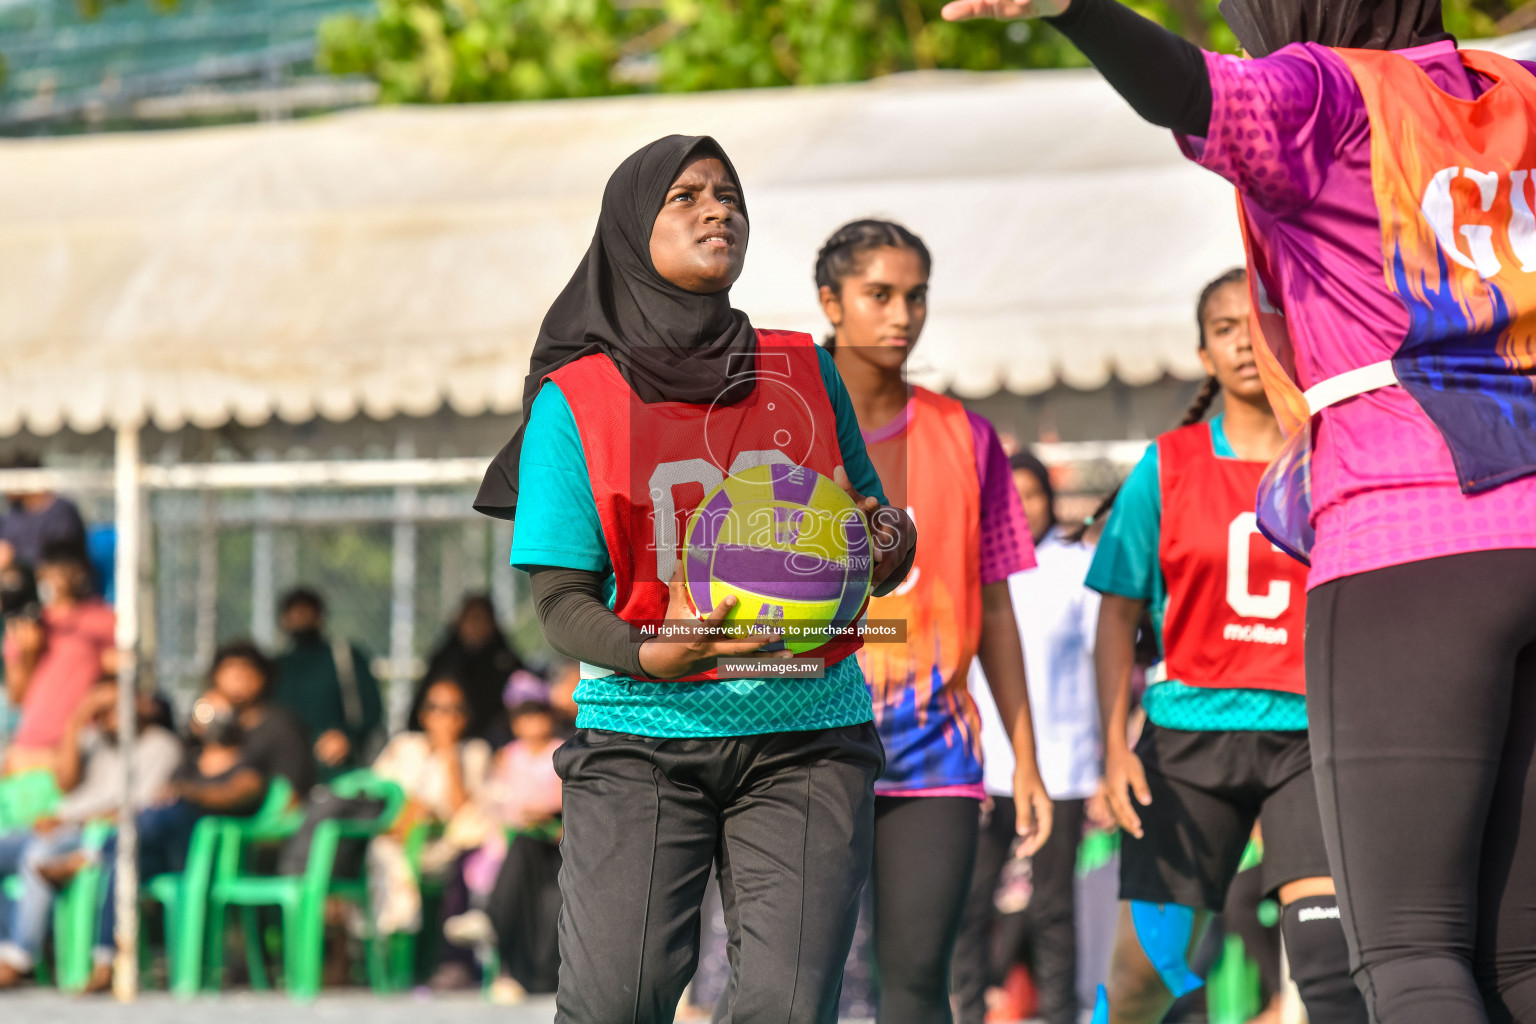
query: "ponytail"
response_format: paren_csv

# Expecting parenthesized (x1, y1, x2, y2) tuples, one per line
(1067, 484, 1119, 544)
(1068, 267, 1246, 542)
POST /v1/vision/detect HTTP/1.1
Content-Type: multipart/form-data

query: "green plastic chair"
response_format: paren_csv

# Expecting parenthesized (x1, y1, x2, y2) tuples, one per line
(136, 776, 298, 998)
(0, 770, 62, 830)
(0, 821, 109, 992)
(205, 770, 404, 1000)
(45, 819, 114, 992)
(382, 819, 447, 991)
(0, 770, 64, 986)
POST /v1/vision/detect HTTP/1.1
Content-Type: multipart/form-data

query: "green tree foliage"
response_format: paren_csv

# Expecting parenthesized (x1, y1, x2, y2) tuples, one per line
(317, 0, 647, 101)
(652, 0, 1083, 91)
(318, 0, 1535, 103)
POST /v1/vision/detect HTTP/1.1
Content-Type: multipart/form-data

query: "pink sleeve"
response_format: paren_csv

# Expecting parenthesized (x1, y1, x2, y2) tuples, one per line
(1176, 44, 1360, 215)
(968, 412, 1035, 585)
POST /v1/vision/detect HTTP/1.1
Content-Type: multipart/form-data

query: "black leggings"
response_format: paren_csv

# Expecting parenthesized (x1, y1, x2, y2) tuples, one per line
(1307, 548, 1536, 1024)
(951, 797, 1084, 1024)
(873, 796, 980, 1024)
(488, 833, 562, 992)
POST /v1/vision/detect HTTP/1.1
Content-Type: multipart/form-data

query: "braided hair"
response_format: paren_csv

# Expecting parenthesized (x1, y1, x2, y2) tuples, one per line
(814, 219, 932, 349)
(1068, 267, 1248, 542)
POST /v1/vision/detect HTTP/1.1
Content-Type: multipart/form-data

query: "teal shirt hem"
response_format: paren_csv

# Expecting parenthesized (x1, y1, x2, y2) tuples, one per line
(1085, 415, 1308, 733)
(1143, 681, 1308, 732)
(573, 655, 873, 738)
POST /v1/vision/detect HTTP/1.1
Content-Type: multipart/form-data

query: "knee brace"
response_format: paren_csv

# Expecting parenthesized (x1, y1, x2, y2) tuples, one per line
(1281, 895, 1368, 1024)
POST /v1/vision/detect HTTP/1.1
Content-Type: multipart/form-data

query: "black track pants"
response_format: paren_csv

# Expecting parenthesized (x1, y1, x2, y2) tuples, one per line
(553, 724, 883, 1024)
(1306, 549, 1536, 1024)
(872, 796, 980, 1024)
(488, 833, 563, 992)
(951, 797, 1084, 1024)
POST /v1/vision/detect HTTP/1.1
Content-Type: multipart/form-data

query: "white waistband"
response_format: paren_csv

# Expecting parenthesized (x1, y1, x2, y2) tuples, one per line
(1302, 360, 1399, 415)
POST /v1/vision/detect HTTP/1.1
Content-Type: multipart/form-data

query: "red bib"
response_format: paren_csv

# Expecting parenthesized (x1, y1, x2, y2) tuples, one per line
(1157, 423, 1307, 695)
(548, 330, 862, 681)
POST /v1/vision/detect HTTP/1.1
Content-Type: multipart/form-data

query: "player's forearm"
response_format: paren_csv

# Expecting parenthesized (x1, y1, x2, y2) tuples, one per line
(977, 583, 1029, 744)
(1047, 0, 1212, 136)
(1094, 594, 1143, 753)
(528, 566, 646, 678)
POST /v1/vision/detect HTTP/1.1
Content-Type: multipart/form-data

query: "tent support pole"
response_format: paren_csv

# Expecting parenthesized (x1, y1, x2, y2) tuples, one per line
(112, 421, 142, 1001)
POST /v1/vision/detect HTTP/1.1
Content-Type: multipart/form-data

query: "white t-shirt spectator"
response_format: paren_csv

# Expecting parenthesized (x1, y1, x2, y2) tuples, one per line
(969, 527, 1102, 801)
(57, 724, 183, 821)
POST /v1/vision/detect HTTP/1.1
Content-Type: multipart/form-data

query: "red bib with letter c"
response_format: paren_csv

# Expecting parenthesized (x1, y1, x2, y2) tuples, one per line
(1157, 423, 1307, 695)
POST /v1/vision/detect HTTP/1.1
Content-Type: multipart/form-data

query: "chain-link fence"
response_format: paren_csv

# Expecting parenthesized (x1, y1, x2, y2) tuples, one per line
(146, 484, 536, 728)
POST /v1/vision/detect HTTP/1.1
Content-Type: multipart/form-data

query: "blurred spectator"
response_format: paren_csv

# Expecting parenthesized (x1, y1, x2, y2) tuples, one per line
(0, 562, 38, 621)
(2, 542, 115, 775)
(409, 595, 523, 741)
(47, 643, 300, 991)
(0, 683, 181, 987)
(445, 673, 564, 1003)
(213, 639, 316, 801)
(271, 588, 384, 779)
(367, 676, 491, 990)
(547, 659, 579, 728)
(0, 457, 87, 574)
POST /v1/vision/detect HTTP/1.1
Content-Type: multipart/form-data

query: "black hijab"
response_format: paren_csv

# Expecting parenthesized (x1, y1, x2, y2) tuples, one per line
(407, 596, 522, 739)
(475, 134, 757, 520)
(1218, 0, 1451, 58)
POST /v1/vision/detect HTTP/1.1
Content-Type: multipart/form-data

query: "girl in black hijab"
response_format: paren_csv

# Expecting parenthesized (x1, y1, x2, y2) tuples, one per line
(475, 135, 760, 520)
(488, 135, 914, 1024)
(407, 594, 521, 741)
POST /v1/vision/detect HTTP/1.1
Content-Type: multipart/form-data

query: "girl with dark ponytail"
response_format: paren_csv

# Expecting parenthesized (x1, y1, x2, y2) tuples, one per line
(1080, 270, 1364, 1024)
(1070, 266, 1242, 543)
(815, 219, 1053, 1024)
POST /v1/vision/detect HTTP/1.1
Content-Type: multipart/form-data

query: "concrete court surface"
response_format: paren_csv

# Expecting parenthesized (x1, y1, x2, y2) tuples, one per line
(0, 990, 560, 1023)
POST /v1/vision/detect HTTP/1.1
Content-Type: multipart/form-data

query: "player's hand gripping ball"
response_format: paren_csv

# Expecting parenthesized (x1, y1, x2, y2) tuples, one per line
(682, 464, 873, 654)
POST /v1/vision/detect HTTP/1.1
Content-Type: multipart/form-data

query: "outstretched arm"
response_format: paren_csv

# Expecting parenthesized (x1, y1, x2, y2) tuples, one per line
(942, 0, 1212, 136)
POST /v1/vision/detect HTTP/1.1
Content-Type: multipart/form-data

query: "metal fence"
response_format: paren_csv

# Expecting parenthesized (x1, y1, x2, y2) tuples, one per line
(2, 432, 1144, 739)
(0, 454, 542, 738)
(147, 484, 532, 729)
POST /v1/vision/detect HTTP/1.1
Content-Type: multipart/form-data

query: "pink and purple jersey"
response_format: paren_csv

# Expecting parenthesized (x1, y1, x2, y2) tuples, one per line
(1179, 41, 1536, 587)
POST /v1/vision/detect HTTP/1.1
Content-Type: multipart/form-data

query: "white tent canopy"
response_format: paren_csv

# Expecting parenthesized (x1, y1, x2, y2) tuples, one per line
(0, 66, 1249, 438)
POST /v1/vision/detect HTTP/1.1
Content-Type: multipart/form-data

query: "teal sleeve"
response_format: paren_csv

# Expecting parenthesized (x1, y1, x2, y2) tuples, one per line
(509, 384, 612, 573)
(1085, 442, 1162, 601)
(816, 345, 889, 506)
